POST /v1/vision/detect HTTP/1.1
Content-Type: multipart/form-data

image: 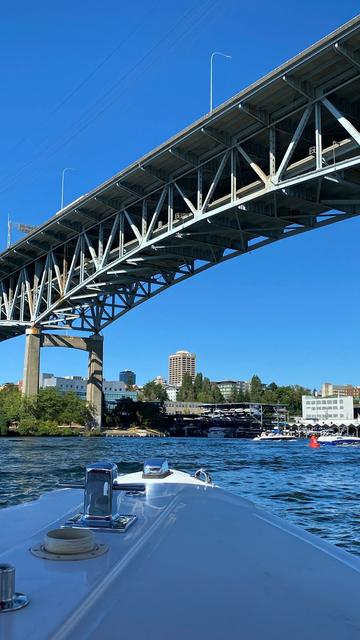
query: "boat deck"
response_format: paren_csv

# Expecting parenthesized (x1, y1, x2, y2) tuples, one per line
(0, 470, 359, 639)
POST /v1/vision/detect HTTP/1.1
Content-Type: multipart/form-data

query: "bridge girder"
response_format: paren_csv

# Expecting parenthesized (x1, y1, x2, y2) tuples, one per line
(1, 19, 360, 339)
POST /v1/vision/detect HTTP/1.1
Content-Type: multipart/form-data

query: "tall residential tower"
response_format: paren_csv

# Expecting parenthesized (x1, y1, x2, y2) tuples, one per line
(169, 350, 196, 386)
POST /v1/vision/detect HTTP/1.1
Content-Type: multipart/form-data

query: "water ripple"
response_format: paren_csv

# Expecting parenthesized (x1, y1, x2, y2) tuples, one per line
(0, 437, 359, 555)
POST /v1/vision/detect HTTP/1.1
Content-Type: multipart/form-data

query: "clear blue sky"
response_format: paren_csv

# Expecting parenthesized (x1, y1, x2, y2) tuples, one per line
(0, 0, 359, 388)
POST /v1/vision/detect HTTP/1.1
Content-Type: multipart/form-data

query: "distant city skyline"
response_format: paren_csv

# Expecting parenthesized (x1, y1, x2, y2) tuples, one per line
(0, 3, 359, 388)
(13, 353, 360, 396)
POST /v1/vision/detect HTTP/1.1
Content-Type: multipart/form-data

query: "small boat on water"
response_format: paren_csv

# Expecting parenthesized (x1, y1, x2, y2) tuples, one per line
(317, 434, 360, 446)
(0, 457, 359, 639)
(253, 429, 297, 441)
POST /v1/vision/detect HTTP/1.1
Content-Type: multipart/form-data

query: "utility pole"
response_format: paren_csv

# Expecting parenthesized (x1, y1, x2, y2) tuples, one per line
(61, 168, 73, 210)
(210, 51, 232, 112)
(7, 214, 11, 248)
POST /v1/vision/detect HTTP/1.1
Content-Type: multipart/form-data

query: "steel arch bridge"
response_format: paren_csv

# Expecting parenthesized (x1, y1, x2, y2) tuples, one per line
(1, 16, 360, 342)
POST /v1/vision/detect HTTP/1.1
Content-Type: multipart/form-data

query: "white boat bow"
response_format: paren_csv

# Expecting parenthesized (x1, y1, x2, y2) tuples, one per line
(0, 458, 359, 639)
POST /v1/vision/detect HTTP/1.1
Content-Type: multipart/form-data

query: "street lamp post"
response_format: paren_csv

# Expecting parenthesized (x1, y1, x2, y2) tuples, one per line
(61, 167, 73, 210)
(210, 51, 232, 113)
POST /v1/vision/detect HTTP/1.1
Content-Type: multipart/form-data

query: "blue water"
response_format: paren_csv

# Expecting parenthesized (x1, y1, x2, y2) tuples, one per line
(1, 437, 359, 555)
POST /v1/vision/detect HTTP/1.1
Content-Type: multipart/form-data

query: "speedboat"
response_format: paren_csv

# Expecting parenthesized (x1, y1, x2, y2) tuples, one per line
(253, 430, 297, 441)
(0, 457, 359, 639)
(318, 434, 360, 446)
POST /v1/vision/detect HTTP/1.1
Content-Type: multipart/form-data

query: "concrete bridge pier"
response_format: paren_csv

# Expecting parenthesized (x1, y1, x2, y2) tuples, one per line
(22, 330, 104, 429)
(23, 327, 42, 396)
(85, 335, 103, 429)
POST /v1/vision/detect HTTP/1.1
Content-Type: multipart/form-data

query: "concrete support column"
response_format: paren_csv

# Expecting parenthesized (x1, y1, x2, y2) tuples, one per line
(22, 327, 41, 396)
(86, 335, 103, 430)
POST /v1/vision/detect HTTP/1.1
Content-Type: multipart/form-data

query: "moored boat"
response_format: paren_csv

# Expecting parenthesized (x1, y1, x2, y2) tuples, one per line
(317, 434, 360, 446)
(253, 430, 297, 441)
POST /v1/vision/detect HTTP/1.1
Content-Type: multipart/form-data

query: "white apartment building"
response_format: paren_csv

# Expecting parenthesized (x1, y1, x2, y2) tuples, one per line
(165, 385, 180, 402)
(168, 350, 196, 386)
(40, 374, 137, 408)
(302, 395, 354, 421)
(214, 380, 250, 400)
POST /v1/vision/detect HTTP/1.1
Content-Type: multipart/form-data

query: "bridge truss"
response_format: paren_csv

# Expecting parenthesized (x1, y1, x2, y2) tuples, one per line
(1, 16, 360, 341)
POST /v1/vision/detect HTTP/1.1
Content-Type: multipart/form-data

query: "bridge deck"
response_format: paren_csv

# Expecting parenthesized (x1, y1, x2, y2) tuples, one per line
(0, 15, 360, 338)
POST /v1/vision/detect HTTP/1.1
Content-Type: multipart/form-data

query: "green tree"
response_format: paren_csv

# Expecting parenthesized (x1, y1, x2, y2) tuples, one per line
(196, 376, 212, 403)
(108, 398, 165, 430)
(58, 391, 92, 425)
(177, 373, 195, 401)
(109, 398, 138, 428)
(210, 383, 224, 403)
(193, 373, 204, 400)
(177, 373, 224, 404)
(228, 385, 239, 403)
(261, 382, 310, 415)
(0, 385, 93, 435)
(142, 381, 168, 402)
(236, 387, 250, 402)
(32, 388, 92, 425)
(250, 375, 263, 402)
(0, 384, 22, 434)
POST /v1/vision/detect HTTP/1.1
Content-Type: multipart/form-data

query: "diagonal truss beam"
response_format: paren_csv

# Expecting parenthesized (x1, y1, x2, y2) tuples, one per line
(237, 145, 268, 184)
(274, 106, 313, 183)
(322, 97, 360, 147)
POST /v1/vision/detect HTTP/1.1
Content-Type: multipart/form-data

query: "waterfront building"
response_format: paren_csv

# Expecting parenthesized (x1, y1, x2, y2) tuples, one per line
(103, 381, 137, 408)
(153, 375, 166, 386)
(213, 380, 250, 400)
(119, 370, 136, 386)
(165, 385, 180, 402)
(321, 382, 360, 398)
(41, 373, 137, 409)
(169, 350, 196, 386)
(165, 401, 203, 415)
(302, 395, 354, 421)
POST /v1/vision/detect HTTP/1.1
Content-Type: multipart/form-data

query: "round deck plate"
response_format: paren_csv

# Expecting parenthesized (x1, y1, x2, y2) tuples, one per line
(30, 542, 108, 561)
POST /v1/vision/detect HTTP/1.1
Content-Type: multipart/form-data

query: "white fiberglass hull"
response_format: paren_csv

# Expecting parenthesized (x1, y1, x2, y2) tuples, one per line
(0, 468, 359, 639)
(318, 435, 360, 446)
(253, 435, 297, 441)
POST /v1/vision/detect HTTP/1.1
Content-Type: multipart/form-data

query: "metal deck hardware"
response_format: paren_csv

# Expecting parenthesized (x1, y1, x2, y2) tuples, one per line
(0, 564, 29, 613)
(143, 458, 171, 479)
(62, 461, 137, 533)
